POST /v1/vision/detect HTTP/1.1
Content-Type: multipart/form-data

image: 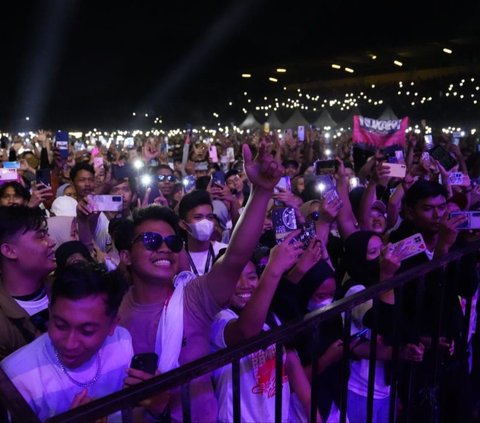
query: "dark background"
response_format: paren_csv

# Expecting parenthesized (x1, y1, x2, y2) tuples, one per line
(2, 1, 480, 130)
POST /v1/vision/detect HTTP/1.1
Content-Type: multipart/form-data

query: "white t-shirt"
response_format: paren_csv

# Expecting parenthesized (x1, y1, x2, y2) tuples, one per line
(15, 293, 49, 317)
(211, 308, 290, 423)
(345, 284, 390, 399)
(187, 241, 228, 276)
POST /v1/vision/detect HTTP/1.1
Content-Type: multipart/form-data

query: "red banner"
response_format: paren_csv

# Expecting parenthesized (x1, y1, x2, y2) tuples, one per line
(352, 115, 409, 149)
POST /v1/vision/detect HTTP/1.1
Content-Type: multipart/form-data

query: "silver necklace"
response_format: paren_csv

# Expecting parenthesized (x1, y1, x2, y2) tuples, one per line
(54, 349, 102, 388)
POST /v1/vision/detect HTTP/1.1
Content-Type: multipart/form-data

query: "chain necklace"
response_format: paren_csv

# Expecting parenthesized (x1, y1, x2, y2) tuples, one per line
(54, 349, 102, 388)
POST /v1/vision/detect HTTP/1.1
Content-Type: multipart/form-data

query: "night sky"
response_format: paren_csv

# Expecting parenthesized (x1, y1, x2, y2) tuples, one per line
(1, 1, 479, 131)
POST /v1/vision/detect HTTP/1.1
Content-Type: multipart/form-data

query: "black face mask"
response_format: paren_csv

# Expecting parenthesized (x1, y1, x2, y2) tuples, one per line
(364, 257, 380, 286)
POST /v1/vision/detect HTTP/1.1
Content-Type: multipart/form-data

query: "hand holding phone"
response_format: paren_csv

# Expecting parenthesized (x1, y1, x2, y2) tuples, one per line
(130, 352, 158, 375)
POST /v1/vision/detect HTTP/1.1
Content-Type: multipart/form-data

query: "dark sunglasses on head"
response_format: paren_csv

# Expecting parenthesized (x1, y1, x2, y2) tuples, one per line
(308, 211, 320, 221)
(157, 175, 176, 182)
(133, 232, 183, 253)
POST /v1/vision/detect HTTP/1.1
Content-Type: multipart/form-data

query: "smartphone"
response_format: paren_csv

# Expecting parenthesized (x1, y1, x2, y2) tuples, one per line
(390, 233, 427, 261)
(3, 161, 20, 169)
(88, 194, 123, 212)
(130, 352, 158, 375)
(209, 145, 219, 163)
(424, 134, 433, 148)
(297, 126, 305, 142)
(272, 206, 315, 250)
(263, 122, 270, 134)
(275, 176, 291, 193)
(315, 174, 336, 196)
(450, 211, 480, 230)
(429, 145, 458, 171)
(349, 177, 360, 191)
(271, 206, 298, 244)
(448, 172, 469, 186)
(212, 170, 225, 187)
(0, 168, 18, 182)
(384, 163, 407, 178)
(315, 159, 338, 175)
(226, 147, 235, 163)
(36, 169, 52, 187)
(55, 131, 69, 159)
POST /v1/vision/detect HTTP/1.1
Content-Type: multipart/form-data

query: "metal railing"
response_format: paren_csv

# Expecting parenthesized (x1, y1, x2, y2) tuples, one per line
(1, 238, 479, 422)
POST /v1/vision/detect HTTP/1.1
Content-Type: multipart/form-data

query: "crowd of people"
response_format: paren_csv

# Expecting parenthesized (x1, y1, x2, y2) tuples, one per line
(0, 125, 479, 422)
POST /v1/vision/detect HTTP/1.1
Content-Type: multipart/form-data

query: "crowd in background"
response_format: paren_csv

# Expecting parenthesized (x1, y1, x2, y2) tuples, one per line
(0, 124, 479, 422)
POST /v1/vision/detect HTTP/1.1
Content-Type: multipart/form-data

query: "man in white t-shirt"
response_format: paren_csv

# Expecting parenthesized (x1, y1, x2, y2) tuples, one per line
(1, 262, 133, 422)
(178, 189, 228, 276)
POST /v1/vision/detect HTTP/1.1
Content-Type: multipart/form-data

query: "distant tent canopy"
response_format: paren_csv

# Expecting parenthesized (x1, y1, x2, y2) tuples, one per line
(313, 108, 337, 129)
(238, 112, 262, 130)
(281, 109, 310, 130)
(336, 106, 361, 130)
(378, 106, 398, 121)
(265, 111, 283, 130)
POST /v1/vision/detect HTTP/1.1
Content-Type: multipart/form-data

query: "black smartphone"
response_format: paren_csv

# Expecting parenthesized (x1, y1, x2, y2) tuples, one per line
(130, 352, 158, 375)
(36, 169, 52, 187)
(112, 164, 132, 181)
(429, 145, 458, 171)
(315, 159, 338, 175)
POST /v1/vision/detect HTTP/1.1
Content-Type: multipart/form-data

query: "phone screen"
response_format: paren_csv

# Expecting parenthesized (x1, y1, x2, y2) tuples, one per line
(429, 145, 458, 171)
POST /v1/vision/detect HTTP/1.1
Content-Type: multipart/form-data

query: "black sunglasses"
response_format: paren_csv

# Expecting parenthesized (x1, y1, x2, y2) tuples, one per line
(157, 175, 176, 182)
(133, 232, 183, 253)
(308, 211, 320, 221)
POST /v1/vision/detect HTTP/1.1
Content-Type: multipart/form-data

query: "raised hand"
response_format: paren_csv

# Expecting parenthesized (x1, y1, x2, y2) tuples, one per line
(266, 229, 303, 276)
(243, 141, 284, 191)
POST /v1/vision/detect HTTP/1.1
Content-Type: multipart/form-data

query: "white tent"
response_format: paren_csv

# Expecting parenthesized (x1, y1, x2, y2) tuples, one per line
(266, 111, 283, 130)
(313, 108, 337, 129)
(378, 106, 398, 120)
(238, 113, 262, 130)
(281, 109, 310, 130)
(336, 106, 361, 130)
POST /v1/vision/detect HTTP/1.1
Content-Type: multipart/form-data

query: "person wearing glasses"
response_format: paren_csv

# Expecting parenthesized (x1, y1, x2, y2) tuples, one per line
(155, 164, 177, 208)
(118, 142, 284, 422)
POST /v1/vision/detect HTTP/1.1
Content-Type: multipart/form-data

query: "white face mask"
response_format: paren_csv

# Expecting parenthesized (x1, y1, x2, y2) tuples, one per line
(307, 297, 333, 311)
(187, 219, 215, 242)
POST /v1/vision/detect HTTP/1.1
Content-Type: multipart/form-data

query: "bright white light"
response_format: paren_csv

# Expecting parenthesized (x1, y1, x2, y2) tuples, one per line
(443, 48, 453, 54)
(141, 174, 152, 186)
(331, 64, 341, 69)
(394, 60, 403, 67)
(241, 73, 251, 78)
(345, 67, 354, 73)
(325, 149, 332, 156)
(269, 77, 278, 82)
(133, 159, 144, 170)
(317, 183, 326, 192)
(276, 68, 287, 73)
(25, 117, 30, 121)
(132, 112, 136, 116)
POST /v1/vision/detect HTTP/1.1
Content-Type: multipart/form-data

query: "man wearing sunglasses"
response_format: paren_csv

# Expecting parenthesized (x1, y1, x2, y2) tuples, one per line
(118, 142, 284, 422)
(155, 164, 176, 207)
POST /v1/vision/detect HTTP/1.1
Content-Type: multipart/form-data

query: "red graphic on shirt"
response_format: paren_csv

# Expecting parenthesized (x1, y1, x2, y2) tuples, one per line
(250, 344, 288, 398)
